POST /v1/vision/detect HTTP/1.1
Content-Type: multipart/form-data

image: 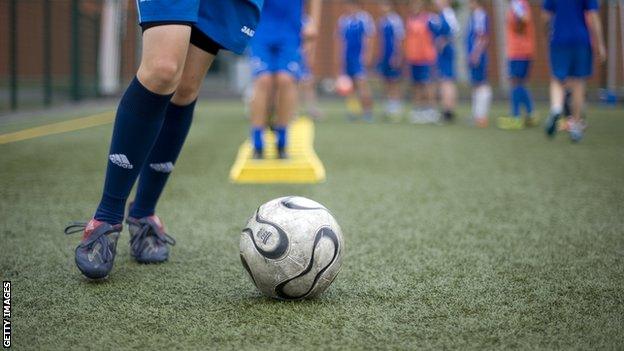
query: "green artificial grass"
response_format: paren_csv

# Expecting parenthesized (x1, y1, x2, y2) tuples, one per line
(1, 101, 623, 350)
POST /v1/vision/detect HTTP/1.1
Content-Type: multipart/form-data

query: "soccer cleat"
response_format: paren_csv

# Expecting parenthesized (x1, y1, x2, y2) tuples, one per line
(346, 96, 363, 117)
(544, 112, 560, 138)
(568, 119, 586, 143)
(252, 149, 263, 160)
(443, 110, 455, 123)
(64, 219, 122, 279)
(497, 116, 525, 130)
(126, 215, 176, 263)
(277, 146, 288, 159)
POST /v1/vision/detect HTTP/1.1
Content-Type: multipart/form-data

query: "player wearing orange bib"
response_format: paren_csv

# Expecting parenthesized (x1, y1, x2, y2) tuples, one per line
(405, 0, 442, 124)
(499, 0, 536, 129)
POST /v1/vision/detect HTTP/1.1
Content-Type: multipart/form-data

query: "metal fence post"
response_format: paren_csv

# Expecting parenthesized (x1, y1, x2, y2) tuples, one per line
(71, 0, 82, 101)
(44, 0, 52, 106)
(9, 0, 18, 110)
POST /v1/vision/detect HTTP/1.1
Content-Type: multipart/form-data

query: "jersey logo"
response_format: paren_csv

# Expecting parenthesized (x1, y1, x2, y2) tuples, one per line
(109, 154, 133, 169)
(241, 26, 255, 37)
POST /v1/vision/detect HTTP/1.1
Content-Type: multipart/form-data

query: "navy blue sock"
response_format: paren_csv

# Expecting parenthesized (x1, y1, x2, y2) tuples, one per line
(519, 86, 534, 115)
(275, 126, 287, 150)
(94, 77, 172, 225)
(511, 86, 521, 117)
(252, 127, 264, 152)
(129, 101, 196, 218)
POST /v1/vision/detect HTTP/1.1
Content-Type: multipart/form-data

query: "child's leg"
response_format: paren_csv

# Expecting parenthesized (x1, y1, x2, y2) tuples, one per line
(385, 79, 402, 115)
(249, 74, 275, 153)
(549, 79, 566, 115)
(94, 25, 191, 225)
(425, 82, 436, 109)
(355, 77, 373, 119)
(131, 45, 215, 219)
(510, 78, 522, 118)
(440, 80, 457, 113)
(473, 84, 492, 125)
(274, 72, 298, 153)
(568, 78, 585, 122)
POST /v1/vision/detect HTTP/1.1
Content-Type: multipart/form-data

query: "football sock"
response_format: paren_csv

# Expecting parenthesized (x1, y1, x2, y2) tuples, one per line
(252, 126, 264, 152)
(511, 86, 522, 117)
(391, 99, 403, 115)
(130, 100, 196, 219)
(274, 125, 287, 150)
(474, 85, 492, 119)
(519, 86, 534, 116)
(94, 77, 173, 225)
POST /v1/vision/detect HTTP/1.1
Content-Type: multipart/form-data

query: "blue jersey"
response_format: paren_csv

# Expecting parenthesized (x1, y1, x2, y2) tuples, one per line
(338, 11, 375, 62)
(543, 0, 598, 47)
(438, 7, 458, 55)
(254, 0, 304, 45)
(466, 8, 489, 55)
(378, 12, 404, 63)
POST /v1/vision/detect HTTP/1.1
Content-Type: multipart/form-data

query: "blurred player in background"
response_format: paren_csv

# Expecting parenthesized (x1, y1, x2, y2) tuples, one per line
(249, 0, 322, 159)
(434, 0, 459, 123)
(542, 0, 605, 142)
(466, 0, 491, 128)
(299, 14, 324, 120)
(376, 0, 405, 122)
(498, 0, 536, 130)
(405, 0, 440, 124)
(65, 0, 263, 279)
(336, 0, 375, 122)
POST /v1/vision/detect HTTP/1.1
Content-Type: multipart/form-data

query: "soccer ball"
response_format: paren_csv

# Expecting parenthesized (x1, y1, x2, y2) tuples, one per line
(335, 75, 354, 96)
(240, 196, 344, 300)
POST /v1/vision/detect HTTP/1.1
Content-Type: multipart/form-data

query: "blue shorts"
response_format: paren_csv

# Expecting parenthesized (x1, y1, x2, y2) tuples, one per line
(469, 55, 488, 85)
(410, 65, 432, 84)
(508, 59, 531, 80)
(550, 45, 593, 81)
(249, 40, 301, 78)
(437, 46, 456, 80)
(345, 59, 366, 79)
(377, 61, 402, 81)
(136, 0, 262, 55)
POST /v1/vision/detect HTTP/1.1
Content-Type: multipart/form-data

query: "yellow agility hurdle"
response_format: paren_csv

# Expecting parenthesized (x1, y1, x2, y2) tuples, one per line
(229, 117, 326, 184)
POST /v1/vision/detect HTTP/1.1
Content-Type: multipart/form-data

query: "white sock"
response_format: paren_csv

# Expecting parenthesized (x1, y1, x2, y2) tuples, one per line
(551, 104, 563, 115)
(474, 85, 492, 119)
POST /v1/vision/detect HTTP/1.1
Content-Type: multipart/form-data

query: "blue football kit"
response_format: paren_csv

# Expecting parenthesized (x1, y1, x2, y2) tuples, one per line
(136, 0, 263, 55)
(543, 0, 598, 80)
(377, 12, 404, 81)
(249, 0, 305, 78)
(437, 8, 458, 80)
(466, 8, 489, 84)
(338, 11, 375, 79)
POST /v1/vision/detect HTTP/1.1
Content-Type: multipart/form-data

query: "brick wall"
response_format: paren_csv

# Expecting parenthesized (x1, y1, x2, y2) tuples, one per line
(0, 0, 619, 90)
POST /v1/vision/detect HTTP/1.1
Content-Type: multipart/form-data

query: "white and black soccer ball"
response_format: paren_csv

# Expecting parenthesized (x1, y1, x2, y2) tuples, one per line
(240, 196, 344, 300)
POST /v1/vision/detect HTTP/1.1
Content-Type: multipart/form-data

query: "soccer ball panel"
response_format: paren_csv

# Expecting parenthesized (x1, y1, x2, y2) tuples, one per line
(277, 228, 341, 299)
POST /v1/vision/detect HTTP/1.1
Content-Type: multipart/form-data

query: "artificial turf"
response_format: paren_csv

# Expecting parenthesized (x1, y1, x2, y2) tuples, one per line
(1, 101, 623, 350)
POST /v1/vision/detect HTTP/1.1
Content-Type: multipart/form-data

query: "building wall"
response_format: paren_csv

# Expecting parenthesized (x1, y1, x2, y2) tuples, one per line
(0, 0, 619, 91)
